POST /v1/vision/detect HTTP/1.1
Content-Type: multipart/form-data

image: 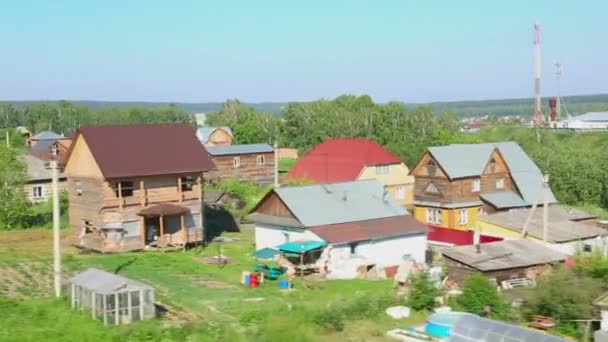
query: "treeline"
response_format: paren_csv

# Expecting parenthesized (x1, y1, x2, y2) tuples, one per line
(0, 101, 192, 135)
(207, 95, 460, 166)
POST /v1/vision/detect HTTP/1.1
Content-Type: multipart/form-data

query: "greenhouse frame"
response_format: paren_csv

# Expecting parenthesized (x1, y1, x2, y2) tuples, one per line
(448, 314, 567, 342)
(70, 268, 155, 325)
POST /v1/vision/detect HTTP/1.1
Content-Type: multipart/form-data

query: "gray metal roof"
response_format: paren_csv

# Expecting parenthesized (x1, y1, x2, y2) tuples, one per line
(566, 111, 608, 122)
(480, 191, 529, 209)
(196, 126, 232, 143)
(71, 268, 153, 294)
(245, 212, 304, 228)
(31, 131, 63, 140)
(478, 205, 605, 243)
(449, 314, 567, 342)
(273, 180, 408, 227)
(21, 154, 65, 181)
(442, 239, 566, 272)
(427, 142, 556, 205)
(206, 143, 273, 156)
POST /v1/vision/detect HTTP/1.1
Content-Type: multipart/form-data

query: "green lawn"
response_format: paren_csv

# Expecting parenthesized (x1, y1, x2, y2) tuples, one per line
(278, 157, 297, 172)
(0, 229, 426, 341)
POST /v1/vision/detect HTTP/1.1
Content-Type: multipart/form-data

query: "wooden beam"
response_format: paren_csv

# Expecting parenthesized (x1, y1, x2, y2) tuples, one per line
(117, 182, 123, 211)
(177, 177, 183, 203)
(159, 215, 164, 238)
(140, 218, 145, 244)
(140, 179, 145, 207)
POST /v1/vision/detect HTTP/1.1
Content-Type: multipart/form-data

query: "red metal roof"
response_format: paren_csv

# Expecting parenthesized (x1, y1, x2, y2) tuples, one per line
(71, 124, 216, 178)
(288, 138, 402, 182)
(309, 215, 428, 244)
(427, 224, 503, 246)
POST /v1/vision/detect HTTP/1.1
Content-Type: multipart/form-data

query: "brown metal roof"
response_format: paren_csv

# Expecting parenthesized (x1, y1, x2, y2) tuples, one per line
(309, 215, 428, 244)
(72, 124, 215, 178)
(138, 203, 190, 217)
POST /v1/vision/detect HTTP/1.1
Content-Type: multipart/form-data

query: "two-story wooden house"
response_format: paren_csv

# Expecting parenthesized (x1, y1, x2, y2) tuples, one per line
(411, 142, 556, 230)
(63, 124, 215, 253)
(205, 143, 275, 185)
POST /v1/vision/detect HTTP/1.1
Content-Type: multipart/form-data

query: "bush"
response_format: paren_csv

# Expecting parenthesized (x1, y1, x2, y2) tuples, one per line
(407, 271, 440, 311)
(456, 273, 508, 319)
(312, 308, 345, 332)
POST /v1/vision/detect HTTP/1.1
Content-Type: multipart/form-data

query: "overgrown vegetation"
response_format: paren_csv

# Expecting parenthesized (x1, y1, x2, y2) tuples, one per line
(406, 271, 440, 311)
(456, 273, 508, 319)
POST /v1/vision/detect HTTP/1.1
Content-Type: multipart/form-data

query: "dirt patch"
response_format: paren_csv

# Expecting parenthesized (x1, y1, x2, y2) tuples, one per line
(0, 261, 53, 298)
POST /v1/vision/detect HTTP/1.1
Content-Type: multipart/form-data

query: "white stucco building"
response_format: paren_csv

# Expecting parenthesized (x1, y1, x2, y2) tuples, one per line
(247, 180, 429, 279)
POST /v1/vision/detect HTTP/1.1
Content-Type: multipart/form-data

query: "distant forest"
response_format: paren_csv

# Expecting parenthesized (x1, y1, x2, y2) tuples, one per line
(5, 93, 608, 117)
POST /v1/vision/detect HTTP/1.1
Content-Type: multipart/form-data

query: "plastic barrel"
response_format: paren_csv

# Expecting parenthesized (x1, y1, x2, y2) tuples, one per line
(244, 275, 250, 286)
(279, 279, 289, 289)
(249, 273, 259, 288)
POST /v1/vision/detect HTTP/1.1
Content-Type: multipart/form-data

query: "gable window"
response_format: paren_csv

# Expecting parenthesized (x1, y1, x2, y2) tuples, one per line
(458, 209, 469, 226)
(426, 159, 437, 176)
(32, 186, 43, 199)
(425, 208, 442, 225)
(256, 155, 265, 165)
(181, 176, 195, 192)
(375, 164, 389, 175)
(115, 181, 134, 197)
(496, 178, 505, 189)
(425, 182, 440, 194)
(233, 156, 241, 168)
(471, 179, 480, 193)
(395, 186, 405, 200)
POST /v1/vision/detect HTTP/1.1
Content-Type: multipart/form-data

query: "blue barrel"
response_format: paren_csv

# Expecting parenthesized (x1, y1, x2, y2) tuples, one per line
(279, 279, 289, 289)
(244, 275, 251, 286)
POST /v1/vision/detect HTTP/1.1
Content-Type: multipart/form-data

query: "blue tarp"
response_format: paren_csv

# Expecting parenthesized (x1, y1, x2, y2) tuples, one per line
(277, 241, 327, 254)
(250, 248, 280, 259)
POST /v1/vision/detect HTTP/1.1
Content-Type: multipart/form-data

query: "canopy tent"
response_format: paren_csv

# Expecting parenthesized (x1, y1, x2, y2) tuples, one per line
(250, 247, 280, 260)
(277, 241, 327, 254)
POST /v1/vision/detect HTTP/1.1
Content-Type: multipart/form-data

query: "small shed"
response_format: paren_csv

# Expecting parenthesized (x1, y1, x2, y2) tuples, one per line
(71, 268, 155, 325)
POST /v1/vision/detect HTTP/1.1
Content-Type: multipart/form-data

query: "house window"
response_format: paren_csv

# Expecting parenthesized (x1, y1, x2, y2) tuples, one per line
(181, 176, 195, 192)
(458, 209, 469, 226)
(496, 178, 505, 189)
(375, 165, 389, 175)
(471, 179, 480, 192)
(583, 244, 593, 253)
(115, 181, 134, 197)
(233, 156, 241, 168)
(425, 183, 440, 194)
(425, 208, 442, 225)
(32, 186, 43, 199)
(256, 155, 265, 165)
(395, 186, 405, 200)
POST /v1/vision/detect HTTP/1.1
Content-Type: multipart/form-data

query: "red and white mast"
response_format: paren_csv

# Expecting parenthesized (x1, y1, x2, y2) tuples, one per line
(533, 21, 544, 125)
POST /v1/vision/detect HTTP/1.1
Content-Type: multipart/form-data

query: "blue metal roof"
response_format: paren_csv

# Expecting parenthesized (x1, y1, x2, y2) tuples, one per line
(428, 142, 556, 205)
(206, 143, 273, 156)
(196, 126, 232, 143)
(480, 191, 529, 209)
(274, 180, 408, 227)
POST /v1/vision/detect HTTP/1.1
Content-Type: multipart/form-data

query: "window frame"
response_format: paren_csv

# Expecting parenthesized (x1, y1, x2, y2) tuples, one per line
(496, 178, 505, 189)
(115, 181, 134, 198)
(256, 155, 265, 166)
(458, 209, 469, 226)
(395, 186, 405, 200)
(32, 186, 43, 199)
(425, 208, 442, 225)
(233, 156, 241, 168)
(181, 176, 195, 192)
(471, 179, 481, 193)
(375, 164, 389, 175)
(425, 182, 440, 194)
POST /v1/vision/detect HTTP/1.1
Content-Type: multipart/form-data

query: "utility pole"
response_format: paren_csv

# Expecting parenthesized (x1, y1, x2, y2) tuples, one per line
(51, 142, 61, 297)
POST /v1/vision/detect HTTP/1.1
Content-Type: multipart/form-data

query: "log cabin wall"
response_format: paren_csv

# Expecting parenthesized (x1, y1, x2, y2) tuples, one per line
(207, 152, 275, 185)
(444, 257, 553, 285)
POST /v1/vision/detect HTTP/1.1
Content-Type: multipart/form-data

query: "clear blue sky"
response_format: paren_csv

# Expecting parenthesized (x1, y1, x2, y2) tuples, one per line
(1, 0, 606, 103)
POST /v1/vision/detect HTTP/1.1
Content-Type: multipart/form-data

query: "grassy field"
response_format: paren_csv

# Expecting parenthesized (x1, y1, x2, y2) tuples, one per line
(0, 229, 427, 341)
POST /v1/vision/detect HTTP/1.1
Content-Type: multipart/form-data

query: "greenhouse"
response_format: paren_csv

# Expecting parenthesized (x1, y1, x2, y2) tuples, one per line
(448, 314, 567, 342)
(70, 268, 155, 325)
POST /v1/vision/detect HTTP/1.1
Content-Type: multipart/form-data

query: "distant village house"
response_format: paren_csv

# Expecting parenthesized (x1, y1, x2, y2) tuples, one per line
(205, 143, 275, 185)
(196, 126, 233, 146)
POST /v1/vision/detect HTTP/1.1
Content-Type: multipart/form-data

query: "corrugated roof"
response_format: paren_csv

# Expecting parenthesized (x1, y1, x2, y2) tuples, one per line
(273, 180, 408, 227)
(31, 131, 63, 140)
(480, 191, 529, 209)
(71, 268, 153, 294)
(196, 126, 233, 143)
(442, 239, 566, 272)
(21, 154, 65, 181)
(427, 142, 556, 205)
(309, 215, 428, 244)
(70, 124, 215, 178)
(478, 205, 604, 243)
(288, 138, 403, 182)
(207, 143, 273, 156)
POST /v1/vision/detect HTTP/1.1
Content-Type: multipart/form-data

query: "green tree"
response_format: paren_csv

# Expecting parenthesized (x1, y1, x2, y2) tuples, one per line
(407, 271, 440, 311)
(456, 273, 508, 319)
(0, 145, 32, 230)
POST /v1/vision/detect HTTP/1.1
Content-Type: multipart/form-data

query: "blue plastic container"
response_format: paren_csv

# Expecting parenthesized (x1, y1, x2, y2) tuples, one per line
(278, 279, 289, 289)
(244, 275, 251, 286)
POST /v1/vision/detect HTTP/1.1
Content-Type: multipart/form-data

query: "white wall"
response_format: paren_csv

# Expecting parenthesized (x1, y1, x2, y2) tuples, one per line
(254, 223, 322, 250)
(602, 309, 608, 331)
(546, 236, 608, 256)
